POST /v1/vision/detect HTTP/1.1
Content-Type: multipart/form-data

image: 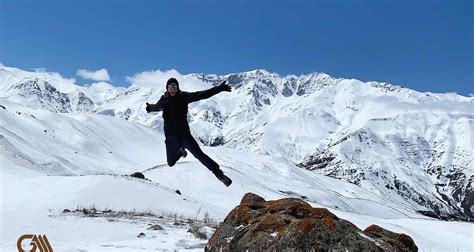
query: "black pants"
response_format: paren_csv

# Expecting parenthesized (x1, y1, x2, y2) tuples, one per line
(165, 133, 220, 174)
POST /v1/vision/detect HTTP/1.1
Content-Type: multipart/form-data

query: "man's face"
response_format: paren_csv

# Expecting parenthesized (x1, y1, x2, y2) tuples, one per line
(167, 83, 178, 96)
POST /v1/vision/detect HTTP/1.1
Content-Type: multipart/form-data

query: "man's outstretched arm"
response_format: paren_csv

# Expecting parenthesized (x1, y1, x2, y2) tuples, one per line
(146, 94, 167, 112)
(185, 81, 231, 103)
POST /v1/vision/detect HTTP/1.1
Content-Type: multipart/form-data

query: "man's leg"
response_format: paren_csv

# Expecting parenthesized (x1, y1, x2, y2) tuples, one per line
(182, 134, 220, 173)
(182, 134, 232, 186)
(165, 135, 182, 167)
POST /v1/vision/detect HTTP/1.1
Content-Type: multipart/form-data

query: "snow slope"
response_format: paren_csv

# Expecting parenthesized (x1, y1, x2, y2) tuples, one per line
(0, 98, 162, 176)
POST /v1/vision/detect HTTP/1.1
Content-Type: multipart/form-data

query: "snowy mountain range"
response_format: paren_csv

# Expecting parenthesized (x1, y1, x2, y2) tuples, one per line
(1, 64, 472, 225)
(1, 65, 472, 222)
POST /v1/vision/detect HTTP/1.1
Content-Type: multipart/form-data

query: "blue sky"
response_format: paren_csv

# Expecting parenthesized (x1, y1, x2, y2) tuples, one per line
(0, 0, 472, 95)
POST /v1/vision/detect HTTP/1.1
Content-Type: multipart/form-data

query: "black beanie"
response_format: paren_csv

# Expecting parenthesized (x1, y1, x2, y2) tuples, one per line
(166, 78, 179, 88)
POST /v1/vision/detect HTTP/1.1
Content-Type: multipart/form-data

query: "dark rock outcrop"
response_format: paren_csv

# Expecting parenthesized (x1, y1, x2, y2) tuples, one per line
(147, 224, 164, 231)
(129, 172, 145, 179)
(206, 193, 417, 251)
(363, 225, 418, 251)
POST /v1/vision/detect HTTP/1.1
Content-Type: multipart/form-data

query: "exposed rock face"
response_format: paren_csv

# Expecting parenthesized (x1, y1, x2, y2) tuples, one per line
(363, 225, 418, 251)
(129, 172, 146, 179)
(10, 78, 94, 113)
(206, 193, 417, 251)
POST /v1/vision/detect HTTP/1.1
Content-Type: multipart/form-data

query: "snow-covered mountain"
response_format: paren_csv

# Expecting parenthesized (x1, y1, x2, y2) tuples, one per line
(1, 65, 472, 223)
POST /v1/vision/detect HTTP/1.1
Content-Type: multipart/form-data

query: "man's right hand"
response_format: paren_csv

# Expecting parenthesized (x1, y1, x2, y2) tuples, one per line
(145, 102, 151, 113)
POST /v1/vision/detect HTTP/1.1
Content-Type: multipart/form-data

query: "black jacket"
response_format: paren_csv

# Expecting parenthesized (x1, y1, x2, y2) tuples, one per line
(147, 85, 224, 136)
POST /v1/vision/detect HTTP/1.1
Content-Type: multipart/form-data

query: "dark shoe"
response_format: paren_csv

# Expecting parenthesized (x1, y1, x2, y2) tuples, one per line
(214, 170, 232, 187)
(180, 148, 187, 158)
(219, 174, 232, 187)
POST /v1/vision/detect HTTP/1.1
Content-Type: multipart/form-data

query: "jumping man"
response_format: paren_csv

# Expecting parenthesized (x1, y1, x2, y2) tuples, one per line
(146, 78, 232, 186)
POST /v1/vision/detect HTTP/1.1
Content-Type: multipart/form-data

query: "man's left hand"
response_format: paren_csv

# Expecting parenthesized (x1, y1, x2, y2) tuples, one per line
(220, 81, 232, 92)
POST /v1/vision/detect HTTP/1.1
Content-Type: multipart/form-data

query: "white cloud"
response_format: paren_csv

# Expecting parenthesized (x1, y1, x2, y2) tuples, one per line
(76, 68, 110, 81)
(125, 69, 211, 91)
(85, 81, 115, 93)
(32, 67, 47, 72)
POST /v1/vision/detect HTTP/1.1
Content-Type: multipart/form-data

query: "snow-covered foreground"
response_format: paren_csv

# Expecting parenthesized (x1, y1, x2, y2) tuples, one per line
(1, 99, 473, 251)
(1, 174, 212, 251)
(2, 151, 473, 251)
